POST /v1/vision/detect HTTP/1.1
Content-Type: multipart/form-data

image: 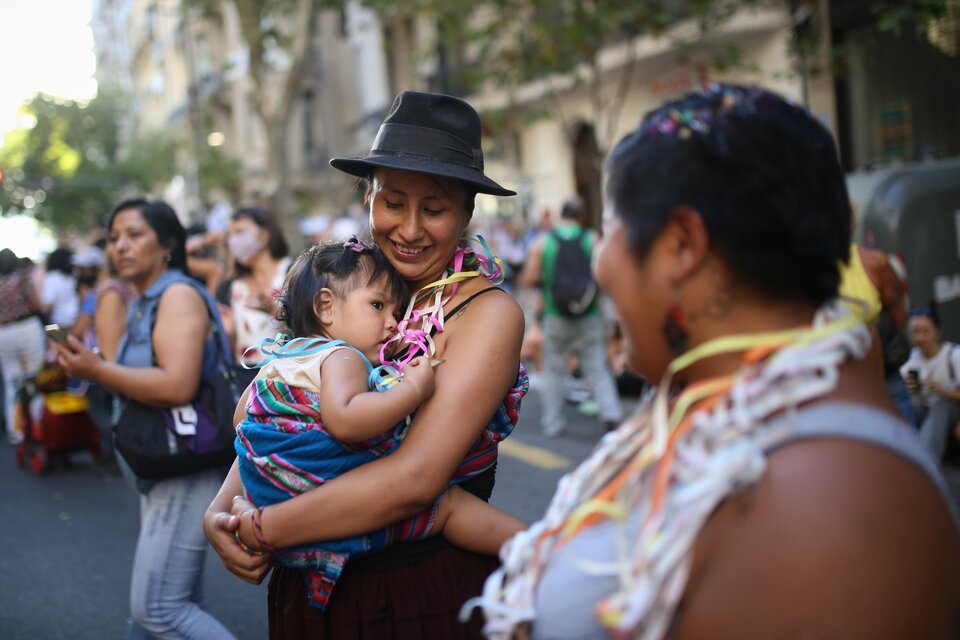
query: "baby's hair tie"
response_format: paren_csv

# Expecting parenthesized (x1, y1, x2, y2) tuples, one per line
(343, 235, 369, 253)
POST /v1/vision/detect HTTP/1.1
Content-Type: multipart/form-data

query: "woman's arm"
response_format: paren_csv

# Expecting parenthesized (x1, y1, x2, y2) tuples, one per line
(56, 282, 208, 407)
(93, 288, 128, 362)
(675, 438, 960, 638)
(70, 310, 92, 341)
(225, 288, 525, 549)
(203, 460, 274, 584)
(319, 353, 435, 442)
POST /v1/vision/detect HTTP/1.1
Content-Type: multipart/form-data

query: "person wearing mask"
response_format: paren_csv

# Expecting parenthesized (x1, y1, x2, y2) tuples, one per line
(0, 248, 45, 443)
(218, 206, 291, 369)
(54, 199, 237, 639)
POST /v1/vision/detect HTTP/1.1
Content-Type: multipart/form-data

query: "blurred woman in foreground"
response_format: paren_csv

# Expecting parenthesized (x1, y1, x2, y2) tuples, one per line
(472, 84, 960, 639)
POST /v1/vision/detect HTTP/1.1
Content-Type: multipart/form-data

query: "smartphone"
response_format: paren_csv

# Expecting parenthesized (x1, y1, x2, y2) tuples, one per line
(907, 369, 920, 385)
(44, 324, 68, 345)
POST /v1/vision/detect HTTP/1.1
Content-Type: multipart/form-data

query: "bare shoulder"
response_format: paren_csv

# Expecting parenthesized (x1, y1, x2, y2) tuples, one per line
(158, 281, 206, 312)
(446, 280, 524, 332)
(155, 282, 208, 336)
(676, 437, 960, 639)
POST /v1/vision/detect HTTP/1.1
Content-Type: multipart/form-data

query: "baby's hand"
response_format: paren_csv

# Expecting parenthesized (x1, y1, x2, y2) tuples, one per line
(403, 355, 437, 400)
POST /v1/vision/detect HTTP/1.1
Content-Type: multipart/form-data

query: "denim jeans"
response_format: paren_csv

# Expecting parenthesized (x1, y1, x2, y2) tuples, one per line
(886, 370, 917, 429)
(541, 314, 623, 435)
(914, 397, 960, 462)
(127, 468, 236, 639)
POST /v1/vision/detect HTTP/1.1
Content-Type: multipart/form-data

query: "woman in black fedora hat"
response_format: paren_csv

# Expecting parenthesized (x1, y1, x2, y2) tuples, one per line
(204, 90, 528, 638)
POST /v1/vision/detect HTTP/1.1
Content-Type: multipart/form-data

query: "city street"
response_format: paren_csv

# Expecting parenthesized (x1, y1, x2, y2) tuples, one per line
(0, 375, 624, 639)
(3, 379, 959, 639)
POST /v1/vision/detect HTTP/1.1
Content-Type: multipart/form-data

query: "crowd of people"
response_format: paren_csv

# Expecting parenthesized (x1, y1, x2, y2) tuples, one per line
(0, 83, 957, 639)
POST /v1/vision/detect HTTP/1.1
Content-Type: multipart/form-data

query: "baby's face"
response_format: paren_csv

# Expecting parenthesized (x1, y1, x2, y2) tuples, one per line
(325, 276, 403, 364)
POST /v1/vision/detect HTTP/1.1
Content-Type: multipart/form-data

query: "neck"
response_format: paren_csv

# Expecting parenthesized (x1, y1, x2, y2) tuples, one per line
(921, 342, 943, 359)
(248, 252, 279, 279)
(135, 266, 170, 295)
(678, 296, 819, 385)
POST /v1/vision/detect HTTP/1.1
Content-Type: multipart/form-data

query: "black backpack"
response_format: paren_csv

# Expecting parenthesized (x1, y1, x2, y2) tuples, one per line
(549, 228, 598, 316)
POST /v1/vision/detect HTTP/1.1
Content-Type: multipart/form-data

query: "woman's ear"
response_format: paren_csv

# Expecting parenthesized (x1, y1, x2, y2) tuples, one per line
(665, 206, 709, 284)
(316, 288, 336, 326)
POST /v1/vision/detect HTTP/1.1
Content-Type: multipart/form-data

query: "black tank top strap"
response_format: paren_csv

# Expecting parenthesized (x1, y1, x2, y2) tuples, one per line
(431, 286, 504, 337)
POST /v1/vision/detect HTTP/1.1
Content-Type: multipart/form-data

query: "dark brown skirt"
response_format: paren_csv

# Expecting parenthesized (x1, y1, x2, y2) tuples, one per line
(268, 545, 500, 639)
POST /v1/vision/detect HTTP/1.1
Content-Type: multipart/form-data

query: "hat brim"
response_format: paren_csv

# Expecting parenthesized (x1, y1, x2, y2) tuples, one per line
(330, 154, 516, 197)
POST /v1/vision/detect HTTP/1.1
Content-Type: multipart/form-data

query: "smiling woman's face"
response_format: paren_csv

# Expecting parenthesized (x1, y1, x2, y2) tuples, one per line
(368, 168, 472, 291)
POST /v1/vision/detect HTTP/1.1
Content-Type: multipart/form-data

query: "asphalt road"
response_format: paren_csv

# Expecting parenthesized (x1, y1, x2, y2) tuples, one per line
(3, 378, 959, 639)
(0, 376, 612, 639)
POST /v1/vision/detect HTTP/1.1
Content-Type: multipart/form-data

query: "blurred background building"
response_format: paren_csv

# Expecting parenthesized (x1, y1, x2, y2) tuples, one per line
(82, 0, 958, 241)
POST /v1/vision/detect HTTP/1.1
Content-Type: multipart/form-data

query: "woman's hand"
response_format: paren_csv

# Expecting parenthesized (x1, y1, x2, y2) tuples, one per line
(403, 355, 437, 401)
(54, 335, 103, 382)
(203, 496, 272, 584)
(904, 374, 919, 394)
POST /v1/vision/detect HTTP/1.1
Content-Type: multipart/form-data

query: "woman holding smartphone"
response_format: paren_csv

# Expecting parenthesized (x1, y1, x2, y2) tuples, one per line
(901, 302, 960, 461)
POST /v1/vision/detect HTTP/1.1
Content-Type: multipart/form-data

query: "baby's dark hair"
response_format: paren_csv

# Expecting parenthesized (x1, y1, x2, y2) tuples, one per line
(276, 239, 409, 338)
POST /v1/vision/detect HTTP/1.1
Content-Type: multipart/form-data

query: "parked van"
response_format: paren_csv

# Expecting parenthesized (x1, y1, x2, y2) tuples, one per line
(847, 158, 960, 341)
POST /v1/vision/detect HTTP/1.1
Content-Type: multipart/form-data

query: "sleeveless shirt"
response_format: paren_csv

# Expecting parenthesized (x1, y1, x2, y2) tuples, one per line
(531, 402, 960, 639)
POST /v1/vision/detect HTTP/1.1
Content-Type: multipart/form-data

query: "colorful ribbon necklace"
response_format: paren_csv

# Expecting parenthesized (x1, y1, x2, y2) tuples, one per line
(464, 302, 871, 639)
(379, 235, 504, 370)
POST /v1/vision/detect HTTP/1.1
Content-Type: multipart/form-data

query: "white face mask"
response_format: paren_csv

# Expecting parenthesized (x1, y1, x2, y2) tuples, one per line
(228, 230, 267, 264)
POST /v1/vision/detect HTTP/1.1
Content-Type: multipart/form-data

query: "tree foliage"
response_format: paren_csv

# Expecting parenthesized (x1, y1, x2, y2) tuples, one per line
(0, 91, 178, 231)
(182, 0, 336, 248)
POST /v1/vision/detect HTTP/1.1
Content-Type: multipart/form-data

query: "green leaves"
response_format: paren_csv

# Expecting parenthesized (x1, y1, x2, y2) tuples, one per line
(0, 92, 178, 229)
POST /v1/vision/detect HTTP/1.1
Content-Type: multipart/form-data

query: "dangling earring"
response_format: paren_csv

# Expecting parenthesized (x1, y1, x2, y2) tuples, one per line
(164, 253, 172, 263)
(662, 291, 689, 357)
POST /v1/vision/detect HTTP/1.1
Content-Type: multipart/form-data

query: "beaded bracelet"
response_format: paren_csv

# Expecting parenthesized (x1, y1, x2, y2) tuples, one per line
(234, 529, 265, 556)
(251, 506, 272, 551)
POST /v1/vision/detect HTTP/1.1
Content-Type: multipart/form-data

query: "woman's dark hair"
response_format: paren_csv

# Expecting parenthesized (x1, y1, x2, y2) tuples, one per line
(910, 300, 940, 329)
(231, 206, 289, 276)
(605, 84, 852, 307)
(0, 248, 19, 275)
(46, 248, 74, 275)
(276, 239, 409, 338)
(108, 198, 189, 272)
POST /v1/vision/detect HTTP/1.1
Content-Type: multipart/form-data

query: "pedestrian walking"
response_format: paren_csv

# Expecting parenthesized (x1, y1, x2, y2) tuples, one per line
(0, 248, 46, 444)
(54, 199, 238, 639)
(521, 196, 623, 436)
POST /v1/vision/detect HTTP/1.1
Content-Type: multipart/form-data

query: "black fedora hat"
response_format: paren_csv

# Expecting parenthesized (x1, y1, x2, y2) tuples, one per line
(330, 91, 516, 196)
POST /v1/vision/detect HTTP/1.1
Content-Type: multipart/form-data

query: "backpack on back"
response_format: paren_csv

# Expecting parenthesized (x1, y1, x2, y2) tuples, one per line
(549, 228, 598, 316)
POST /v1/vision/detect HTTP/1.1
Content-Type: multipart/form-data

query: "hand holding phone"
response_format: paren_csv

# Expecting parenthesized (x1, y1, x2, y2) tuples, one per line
(44, 324, 68, 346)
(905, 368, 920, 393)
